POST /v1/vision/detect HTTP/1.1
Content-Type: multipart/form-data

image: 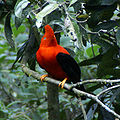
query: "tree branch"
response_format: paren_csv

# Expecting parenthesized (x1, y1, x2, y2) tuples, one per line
(97, 84, 120, 98)
(21, 64, 120, 119)
(78, 98, 87, 120)
(72, 79, 120, 87)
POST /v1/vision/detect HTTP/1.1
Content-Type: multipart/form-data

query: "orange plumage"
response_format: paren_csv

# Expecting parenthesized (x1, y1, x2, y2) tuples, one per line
(36, 25, 85, 90)
(36, 25, 69, 80)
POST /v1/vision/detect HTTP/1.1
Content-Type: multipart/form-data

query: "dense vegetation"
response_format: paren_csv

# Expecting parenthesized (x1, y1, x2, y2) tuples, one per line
(0, 0, 120, 119)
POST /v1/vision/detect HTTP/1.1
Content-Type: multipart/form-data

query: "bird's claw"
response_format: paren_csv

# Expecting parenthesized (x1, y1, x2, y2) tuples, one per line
(40, 74, 48, 82)
(58, 78, 67, 88)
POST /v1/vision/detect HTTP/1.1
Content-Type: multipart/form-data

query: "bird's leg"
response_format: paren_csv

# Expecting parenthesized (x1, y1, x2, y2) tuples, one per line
(40, 74, 48, 82)
(58, 78, 67, 88)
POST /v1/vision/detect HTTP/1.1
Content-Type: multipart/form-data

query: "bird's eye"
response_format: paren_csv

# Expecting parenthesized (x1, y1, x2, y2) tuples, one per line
(44, 37, 46, 40)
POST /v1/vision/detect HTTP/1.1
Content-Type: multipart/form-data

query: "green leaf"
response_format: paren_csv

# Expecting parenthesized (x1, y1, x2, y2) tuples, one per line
(4, 12, 15, 49)
(116, 28, 120, 47)
(69, 0, 78, 7)
(15, 0, 30, 18)
(46, 9, 62, 24)
(85, 3, 117, 28)
(97, 46, 120, 78)
(15, 16, 23, 29)
(79, 54, 103, 66)
(36, 3, 59, 28)
(12, 25, 26, 37)
(91, 34, 113, 54)
(86, 45, 100, 58)
(78, 24, 89, 47)
(93, 20, 119, 32)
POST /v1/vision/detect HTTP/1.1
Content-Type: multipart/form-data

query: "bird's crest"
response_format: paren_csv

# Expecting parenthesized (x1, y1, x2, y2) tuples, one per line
(40, 25, 58, 47)
(45, 25, 54, 36)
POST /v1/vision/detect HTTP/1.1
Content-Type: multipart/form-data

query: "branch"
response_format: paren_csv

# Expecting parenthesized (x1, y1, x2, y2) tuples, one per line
(97, 84, 120, 98)
(21, 64, 120, 119)
(78, 98, 87, 120)
(72, 79, 120, 87)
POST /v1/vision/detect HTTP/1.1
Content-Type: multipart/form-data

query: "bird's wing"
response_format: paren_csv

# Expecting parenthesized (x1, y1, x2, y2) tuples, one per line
(56, 52, 81, 83)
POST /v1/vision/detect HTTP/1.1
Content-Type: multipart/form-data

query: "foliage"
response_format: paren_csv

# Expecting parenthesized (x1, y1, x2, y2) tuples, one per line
(0, 0, 120, 119)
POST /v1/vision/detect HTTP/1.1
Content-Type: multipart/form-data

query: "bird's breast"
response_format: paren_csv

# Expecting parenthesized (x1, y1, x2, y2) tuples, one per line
(36, 46, 68, 79)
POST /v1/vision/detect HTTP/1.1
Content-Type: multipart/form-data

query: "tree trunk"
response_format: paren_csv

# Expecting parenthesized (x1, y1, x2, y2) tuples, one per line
(47, 83, 60, 120)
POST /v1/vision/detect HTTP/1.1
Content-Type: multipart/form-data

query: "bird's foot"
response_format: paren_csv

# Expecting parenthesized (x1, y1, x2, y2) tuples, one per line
(40, 74, 48, 82)
(58, 78, 67, 88)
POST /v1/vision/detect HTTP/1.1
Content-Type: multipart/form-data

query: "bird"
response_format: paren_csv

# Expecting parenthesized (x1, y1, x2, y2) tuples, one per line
(36, 24, 85, 91)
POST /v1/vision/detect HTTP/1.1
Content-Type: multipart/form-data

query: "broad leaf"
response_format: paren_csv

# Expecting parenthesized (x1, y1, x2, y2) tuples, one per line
(86, 45, 100, 58)
(36, 3, 59, 28)
(93, 20, 120, 32)
(79, 54, 103, 66)
(85, 3, 117, 28)
(15, 0, 30, 18)
(91, 34, 113, 54)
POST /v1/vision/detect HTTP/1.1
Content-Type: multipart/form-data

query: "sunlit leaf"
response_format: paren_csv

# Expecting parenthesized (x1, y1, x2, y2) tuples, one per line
(86, 45, 100, 58)
(36, 3, 59, 28)
(15, 0, 30, 18)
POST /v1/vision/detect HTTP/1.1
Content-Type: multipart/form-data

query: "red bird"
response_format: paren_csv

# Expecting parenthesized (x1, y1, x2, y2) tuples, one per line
(36, 25, 85, 90)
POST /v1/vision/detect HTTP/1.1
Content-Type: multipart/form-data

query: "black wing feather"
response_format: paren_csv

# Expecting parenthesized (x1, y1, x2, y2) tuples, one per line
(56, 52, 81, 83)
(56, 52, 86, 96)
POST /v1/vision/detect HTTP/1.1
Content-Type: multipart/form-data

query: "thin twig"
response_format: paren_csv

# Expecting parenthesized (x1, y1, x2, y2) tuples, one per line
(78, 98, 87, 120)
(72, 79, 120, 87)
(97, 85, 120, 98)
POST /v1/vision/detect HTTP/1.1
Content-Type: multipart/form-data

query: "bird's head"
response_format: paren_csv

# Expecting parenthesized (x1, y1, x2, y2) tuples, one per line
(40, 25, 58, 47)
